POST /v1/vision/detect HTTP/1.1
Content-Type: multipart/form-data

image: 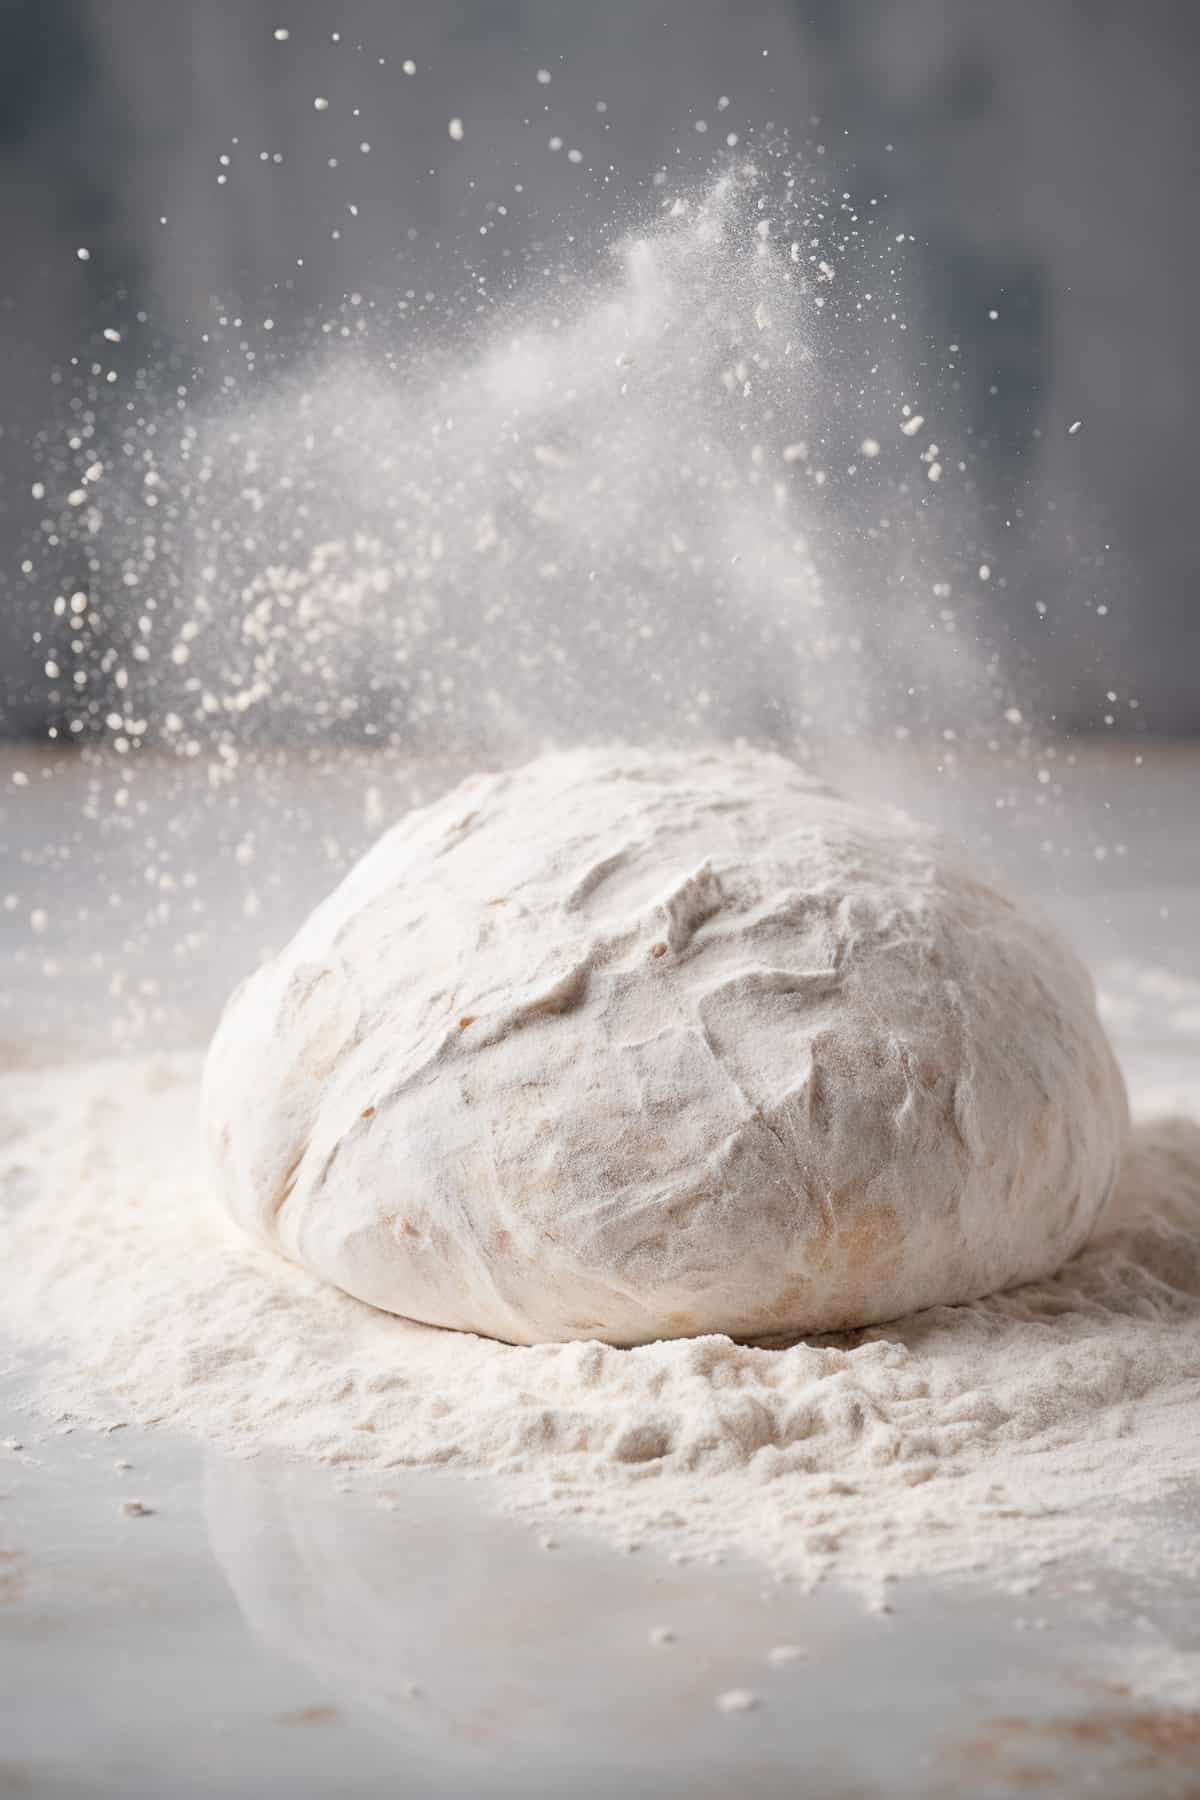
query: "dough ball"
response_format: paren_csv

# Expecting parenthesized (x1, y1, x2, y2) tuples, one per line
(202, 748, 1128, 1346)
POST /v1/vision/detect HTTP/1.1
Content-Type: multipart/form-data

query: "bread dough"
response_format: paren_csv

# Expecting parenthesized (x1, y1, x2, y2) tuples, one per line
(202, 747, 1128, 1346)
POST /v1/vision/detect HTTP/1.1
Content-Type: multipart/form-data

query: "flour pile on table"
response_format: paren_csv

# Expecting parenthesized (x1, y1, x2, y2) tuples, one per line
(2, 1051, 1198, 1600)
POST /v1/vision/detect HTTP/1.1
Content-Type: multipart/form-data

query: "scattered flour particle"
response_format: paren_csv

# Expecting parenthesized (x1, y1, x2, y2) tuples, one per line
(1004, 706, 1024, 725)
(716, 1689, 760, 1714)
(76, 247, 90, 262)
(273, 27, 289, 41)
(860, 437, 880, 457)
(900, 414, 925, 436)
(536, 67, 551, 83)
(765, 1644, 807, 1665)
(649, 1626, 677, 1646)
(313, 97, 329, 111)
(119, 1500, 154, 1518)
(1069, 419, 1083, 434)
(402, 59, 416, 75)
(30, 909, 48, 933)
(448, 118, 464, 142)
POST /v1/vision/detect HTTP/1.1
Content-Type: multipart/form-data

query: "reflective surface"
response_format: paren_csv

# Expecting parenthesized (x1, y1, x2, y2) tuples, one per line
(3, 1402, 1199, 1798)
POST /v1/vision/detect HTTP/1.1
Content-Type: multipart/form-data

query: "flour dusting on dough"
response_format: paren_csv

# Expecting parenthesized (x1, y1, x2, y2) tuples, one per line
(202, 747, 1127, 1346)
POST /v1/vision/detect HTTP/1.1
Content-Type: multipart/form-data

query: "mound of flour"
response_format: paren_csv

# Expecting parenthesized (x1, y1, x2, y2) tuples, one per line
(2, 1049, 1198, 1598)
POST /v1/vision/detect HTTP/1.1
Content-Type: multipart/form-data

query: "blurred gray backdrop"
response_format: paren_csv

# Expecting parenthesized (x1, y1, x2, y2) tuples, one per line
(0, 0, 1197, 734)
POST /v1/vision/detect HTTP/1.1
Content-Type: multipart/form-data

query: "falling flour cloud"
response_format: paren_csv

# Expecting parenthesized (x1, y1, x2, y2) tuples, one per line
(42, 163, 1014, 766)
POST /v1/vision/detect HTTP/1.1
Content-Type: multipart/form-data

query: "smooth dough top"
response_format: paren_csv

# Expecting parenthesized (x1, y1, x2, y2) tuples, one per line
(202, 746, 1128, 1346)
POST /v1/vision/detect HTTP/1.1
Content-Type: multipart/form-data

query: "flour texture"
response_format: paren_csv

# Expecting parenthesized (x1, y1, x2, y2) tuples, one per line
(1, 1054, 1197, 1597)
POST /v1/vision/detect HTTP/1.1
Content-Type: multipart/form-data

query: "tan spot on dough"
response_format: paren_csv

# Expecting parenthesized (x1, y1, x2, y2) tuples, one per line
(458, 1015, 477, 1031)
(663, 1187, 707, 1226)
(270, 1148, 306, 1220)
(485, 896, 510, 906)
(832, 1198, 904, 1263)
(360, 1104, 376, 1119)
(765, 1275, 814, 1322)
(809, 1197, 907, 1319)
(295, 968, 355, 1084)
(633, 1233, 668, 1256)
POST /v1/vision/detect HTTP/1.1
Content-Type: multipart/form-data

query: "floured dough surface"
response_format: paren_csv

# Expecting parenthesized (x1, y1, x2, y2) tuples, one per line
(202, 747, 1128, 1345)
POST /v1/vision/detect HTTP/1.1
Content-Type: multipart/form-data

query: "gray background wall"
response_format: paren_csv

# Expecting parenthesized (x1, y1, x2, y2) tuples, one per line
(0, 0, 1196, 734)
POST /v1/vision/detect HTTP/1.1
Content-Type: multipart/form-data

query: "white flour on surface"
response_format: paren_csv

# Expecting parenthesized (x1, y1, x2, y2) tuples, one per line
(2, 1043, 1198, 1601)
